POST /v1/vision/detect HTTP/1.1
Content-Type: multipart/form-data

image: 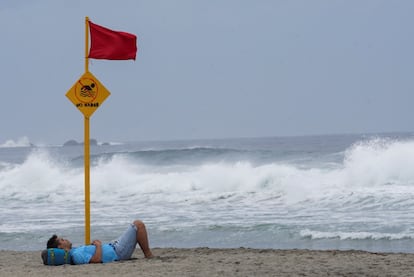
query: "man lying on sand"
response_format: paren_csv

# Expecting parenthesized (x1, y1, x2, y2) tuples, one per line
(44, 219, 153, 264)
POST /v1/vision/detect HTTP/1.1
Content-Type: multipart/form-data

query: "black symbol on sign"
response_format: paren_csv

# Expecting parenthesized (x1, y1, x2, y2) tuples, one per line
(80, 83, 96, 98)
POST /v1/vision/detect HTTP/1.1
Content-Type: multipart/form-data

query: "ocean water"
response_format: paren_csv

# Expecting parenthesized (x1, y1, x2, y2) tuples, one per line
(2, 133, 414, 253)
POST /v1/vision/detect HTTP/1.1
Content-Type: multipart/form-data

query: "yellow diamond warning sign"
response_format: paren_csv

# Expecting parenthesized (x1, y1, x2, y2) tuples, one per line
(66, 71, 110, 117)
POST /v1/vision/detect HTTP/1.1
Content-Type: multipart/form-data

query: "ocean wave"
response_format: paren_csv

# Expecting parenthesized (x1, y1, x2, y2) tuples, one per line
(0, 136, 33, 148)
(3, 138, 414, 205)
(343, 138, 414, 188)
(82, 147, 251, 167)
(300, 229, 414, 240)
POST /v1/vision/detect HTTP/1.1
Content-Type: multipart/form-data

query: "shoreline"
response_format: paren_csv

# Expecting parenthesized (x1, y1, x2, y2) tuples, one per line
(2, 247, 414, 276)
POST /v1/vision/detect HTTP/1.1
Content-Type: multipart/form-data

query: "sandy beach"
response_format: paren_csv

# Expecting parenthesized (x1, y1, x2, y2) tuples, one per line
(1, 248, 414, 276)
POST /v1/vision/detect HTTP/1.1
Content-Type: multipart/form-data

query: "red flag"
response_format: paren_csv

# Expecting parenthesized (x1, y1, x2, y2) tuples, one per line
(88, 21, 137, 60)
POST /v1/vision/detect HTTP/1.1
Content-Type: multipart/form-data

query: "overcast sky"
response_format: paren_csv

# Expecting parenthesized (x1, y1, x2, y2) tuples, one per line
(1, 0, 413, 144)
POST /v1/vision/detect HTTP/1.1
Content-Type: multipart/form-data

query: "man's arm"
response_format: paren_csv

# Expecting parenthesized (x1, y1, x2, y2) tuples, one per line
(89, 240, 102, 263)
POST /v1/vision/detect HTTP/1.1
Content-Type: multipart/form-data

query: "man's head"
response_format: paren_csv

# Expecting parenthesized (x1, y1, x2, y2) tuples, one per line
(47, 234, 72, 251)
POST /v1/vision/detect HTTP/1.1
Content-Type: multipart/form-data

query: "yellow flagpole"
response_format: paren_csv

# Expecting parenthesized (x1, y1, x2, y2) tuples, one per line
(85, 16, 90, 73)
(84, 16, 91, 245)
(84, 117, 90, 245)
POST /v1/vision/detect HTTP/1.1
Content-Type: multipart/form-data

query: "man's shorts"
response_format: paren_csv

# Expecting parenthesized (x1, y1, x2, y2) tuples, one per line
(111, 224, 137, 260)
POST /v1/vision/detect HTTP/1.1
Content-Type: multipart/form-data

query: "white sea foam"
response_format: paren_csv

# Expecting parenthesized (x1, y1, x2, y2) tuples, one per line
(0, 136, 32, 148)
(300, 229, 414, 240)
(342, 138, 414, 188)
(0, 149, 83, 202)
(1, 138, 414, 204)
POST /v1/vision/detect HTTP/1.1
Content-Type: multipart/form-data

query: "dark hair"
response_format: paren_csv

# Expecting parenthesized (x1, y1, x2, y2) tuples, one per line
(47, 234, 59, 249)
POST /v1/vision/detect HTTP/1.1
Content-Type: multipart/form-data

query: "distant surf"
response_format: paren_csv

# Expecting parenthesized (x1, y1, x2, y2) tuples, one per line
(0, 136, 32, 148)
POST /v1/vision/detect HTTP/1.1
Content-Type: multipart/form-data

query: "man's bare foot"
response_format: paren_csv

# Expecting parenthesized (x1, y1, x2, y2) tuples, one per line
(144, 251, 154, 258)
